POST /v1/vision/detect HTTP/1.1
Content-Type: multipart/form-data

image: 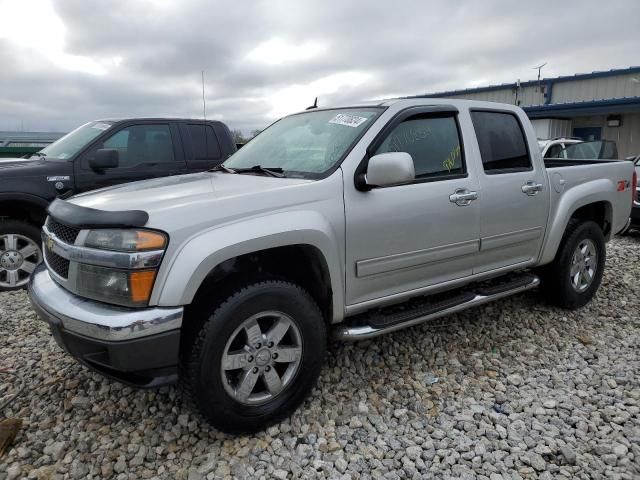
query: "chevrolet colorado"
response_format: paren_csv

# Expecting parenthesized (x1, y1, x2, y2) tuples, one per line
(29, 99, 636, 433)
(0, 118, 235, 290)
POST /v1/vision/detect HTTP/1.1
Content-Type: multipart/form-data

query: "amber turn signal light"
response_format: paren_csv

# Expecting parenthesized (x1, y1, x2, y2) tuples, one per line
(129, 270, 157, 303)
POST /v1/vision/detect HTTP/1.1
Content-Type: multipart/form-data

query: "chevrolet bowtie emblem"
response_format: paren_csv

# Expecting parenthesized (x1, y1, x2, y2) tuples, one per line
(46, 237, 54, 251)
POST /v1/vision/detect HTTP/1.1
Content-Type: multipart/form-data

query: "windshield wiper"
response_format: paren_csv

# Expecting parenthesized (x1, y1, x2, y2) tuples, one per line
(30, 152, 46, 158)
(209, 164, 236, 174)
(234, 165, 286, 178)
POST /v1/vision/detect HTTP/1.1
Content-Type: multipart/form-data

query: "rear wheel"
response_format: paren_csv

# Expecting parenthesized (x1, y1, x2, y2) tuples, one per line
(0, 220, 43, 291)
(181, 280, 326, 433)
(540, 220, 605, 309)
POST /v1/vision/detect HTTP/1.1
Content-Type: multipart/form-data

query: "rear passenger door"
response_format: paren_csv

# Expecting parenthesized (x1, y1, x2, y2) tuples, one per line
(179, 122, 225, 171)
(75, 122, 186, 192)
(470, 110, 549, 273)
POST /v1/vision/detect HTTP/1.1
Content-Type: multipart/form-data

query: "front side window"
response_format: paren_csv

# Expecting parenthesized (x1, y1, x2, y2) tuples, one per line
(374, 115, 464, 178)
(471, 111, 531, 173)
(224, 108, 382, 177)
(99, 124, 175, 167)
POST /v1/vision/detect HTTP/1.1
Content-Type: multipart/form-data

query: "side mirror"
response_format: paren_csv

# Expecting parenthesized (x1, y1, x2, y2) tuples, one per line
(90, 149, 119, 170)
(365, 152, 415, 188)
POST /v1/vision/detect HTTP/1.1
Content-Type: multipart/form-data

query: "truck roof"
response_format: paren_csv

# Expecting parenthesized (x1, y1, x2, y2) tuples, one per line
(295, 97, 525, 114)
(93, 117, 228, 124)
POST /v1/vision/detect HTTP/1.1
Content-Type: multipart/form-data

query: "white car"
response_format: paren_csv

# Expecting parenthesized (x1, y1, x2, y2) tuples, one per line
(538, 137, 583, 159)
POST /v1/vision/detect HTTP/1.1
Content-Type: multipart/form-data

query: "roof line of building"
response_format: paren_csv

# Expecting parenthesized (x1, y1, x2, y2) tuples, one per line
(412, 65, 640, 98)
(523, 96, 640, 118)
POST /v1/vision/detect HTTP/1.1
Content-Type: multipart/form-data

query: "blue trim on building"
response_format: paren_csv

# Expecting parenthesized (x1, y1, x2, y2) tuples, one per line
(412, 66, 640, 99)
(524, 97, 640, 119)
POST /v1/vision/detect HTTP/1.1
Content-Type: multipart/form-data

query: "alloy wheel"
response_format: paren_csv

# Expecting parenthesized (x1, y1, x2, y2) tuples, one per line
(220, 311, 303, 405)
(0, 233, 42, 289)
(569, 239, 597, 293)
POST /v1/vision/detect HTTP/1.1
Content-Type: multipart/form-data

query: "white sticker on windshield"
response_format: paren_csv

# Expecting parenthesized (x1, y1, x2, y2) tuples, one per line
(92, 123, 111, 131)
(329, 113, 368, 128)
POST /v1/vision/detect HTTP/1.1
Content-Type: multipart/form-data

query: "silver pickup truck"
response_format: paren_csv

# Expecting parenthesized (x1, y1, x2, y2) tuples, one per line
(28, 99, 636, 433)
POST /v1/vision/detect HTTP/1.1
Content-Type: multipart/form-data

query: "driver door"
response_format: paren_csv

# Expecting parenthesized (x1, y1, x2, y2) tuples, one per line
(344, 108, 481, 306)
(74, 122, 186, 193)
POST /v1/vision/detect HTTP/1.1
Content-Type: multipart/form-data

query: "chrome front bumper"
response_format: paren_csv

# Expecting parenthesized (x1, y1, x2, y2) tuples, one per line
(28, 263, 183, 341)
(28, 264, 184, 386)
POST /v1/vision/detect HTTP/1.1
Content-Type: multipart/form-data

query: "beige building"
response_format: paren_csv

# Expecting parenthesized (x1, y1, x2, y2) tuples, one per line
(416, 66, 640, 158)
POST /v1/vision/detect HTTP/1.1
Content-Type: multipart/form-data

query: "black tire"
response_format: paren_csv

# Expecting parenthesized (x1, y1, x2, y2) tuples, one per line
(181, 280, 326, 433)
(0, 220, 43, 292)
(540, 220, 606, 309)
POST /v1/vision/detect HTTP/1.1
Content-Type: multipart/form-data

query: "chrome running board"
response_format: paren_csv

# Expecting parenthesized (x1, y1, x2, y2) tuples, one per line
(335, 274, 540, 341)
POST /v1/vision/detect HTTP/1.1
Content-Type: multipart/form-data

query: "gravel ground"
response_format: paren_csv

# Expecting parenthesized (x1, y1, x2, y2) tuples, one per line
(1, 236, 639, 480)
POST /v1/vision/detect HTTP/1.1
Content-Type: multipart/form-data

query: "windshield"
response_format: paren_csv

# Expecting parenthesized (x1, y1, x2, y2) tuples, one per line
(554, 140, 618, 160)
(38, 121, 114, 160)
(224, 108, 382, 177)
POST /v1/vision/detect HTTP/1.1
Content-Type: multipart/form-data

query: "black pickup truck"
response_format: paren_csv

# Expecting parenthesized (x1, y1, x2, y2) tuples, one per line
(0, 118, 236, 291)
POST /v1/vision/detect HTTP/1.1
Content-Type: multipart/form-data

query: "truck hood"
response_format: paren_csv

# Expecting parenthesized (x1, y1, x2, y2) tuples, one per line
(69, 171, 317, 231)
(0, 157, 48, 175)
(0, 158, 73, 188)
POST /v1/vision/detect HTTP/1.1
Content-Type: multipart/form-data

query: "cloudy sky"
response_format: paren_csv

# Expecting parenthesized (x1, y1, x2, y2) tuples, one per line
(1, 0, 639, 134)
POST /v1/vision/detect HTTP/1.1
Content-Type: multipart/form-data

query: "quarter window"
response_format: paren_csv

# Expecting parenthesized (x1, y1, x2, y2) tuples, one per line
(471, 111, 531, 172)
(374, 116, 464, 179)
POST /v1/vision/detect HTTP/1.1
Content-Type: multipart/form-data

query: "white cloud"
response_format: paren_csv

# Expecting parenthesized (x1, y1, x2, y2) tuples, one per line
(266, 71, 371, 117)
(0, 0, 115, 75)
(247, 37, 326, 66)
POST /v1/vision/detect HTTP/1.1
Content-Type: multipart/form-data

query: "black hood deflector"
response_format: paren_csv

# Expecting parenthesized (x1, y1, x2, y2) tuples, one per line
(47, 198, 149, 228)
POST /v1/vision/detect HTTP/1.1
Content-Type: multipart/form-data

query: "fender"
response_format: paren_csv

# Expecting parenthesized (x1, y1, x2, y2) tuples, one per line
(152, 210, 346, 322)
(0, 192, 50, 209)
(539, 178, 614, 265)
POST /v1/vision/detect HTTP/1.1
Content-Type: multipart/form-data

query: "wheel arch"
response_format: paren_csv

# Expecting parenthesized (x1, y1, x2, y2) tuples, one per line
(0, 193, 49, 226)
(540, 197, 612, 265)
(153, 211, 345, 323)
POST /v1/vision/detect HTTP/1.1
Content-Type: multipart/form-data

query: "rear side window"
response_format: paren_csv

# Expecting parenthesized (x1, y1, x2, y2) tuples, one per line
(186, 124, 221, 160)
(374, 115, 464, 179)
(471, 111, 531, 173)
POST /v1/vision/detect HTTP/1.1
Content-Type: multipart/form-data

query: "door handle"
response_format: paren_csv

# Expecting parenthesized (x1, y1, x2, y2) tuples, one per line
(449, 188, 478, 206)
(522, 181, 543, 196)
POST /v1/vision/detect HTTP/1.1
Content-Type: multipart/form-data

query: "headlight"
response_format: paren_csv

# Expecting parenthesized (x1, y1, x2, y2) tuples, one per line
(84, 229, 167, 252)
(76, 264, 157, 307)
(74, 229, 167, 307)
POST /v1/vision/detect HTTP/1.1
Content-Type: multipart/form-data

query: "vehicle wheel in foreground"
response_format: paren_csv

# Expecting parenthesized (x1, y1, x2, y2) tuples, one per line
(0, 220, 43, 291)
(541, 220, 605, 309)
(181, 280, 326, 433)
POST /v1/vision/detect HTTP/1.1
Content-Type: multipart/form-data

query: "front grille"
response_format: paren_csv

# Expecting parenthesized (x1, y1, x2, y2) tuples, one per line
(46, 218, 80, 245)
(45, 249, 70, 279)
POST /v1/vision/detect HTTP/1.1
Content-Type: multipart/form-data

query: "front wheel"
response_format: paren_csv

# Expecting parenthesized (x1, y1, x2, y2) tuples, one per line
(181, 280, 326, 433)
(0, 220, 43, 291)
(540, 220, 606, 309)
